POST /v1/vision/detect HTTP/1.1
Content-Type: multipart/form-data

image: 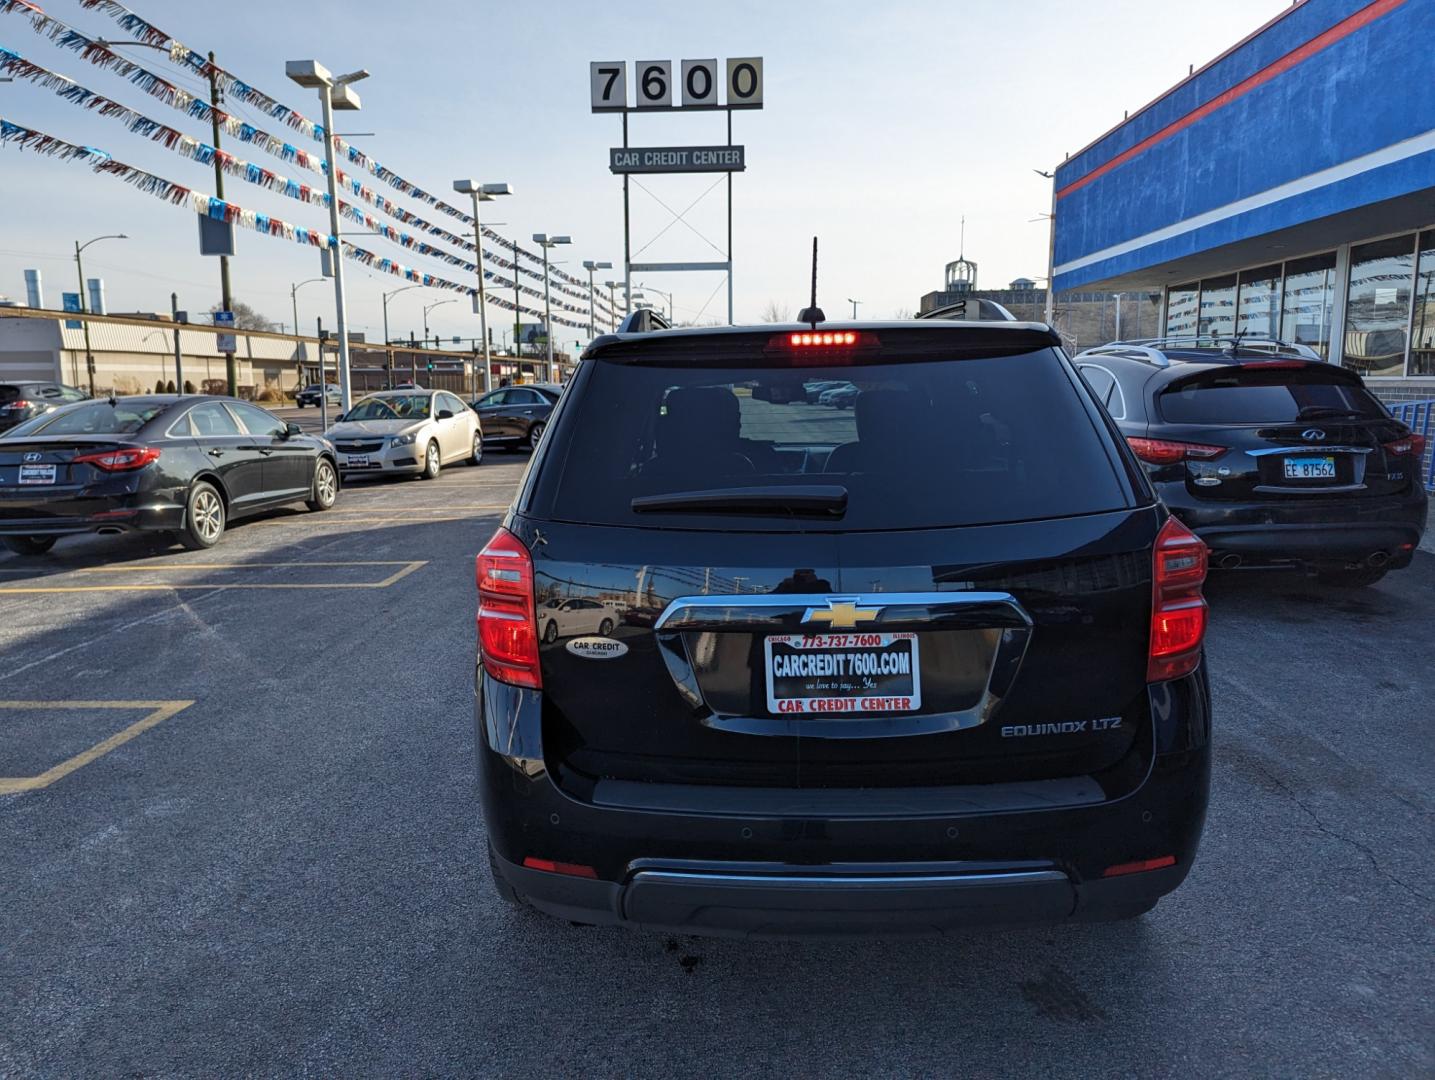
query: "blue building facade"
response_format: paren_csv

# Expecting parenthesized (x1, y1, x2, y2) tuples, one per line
(1051, 0, 1435, 402)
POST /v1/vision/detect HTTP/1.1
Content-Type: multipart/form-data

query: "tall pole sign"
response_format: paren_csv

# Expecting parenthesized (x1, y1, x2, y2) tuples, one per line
(591, 57, 762, 326)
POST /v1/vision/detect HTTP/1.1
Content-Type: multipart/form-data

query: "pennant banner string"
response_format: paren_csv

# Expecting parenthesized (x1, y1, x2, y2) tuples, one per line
(0, 114, 595, 328)
(62, 0, 611, 305)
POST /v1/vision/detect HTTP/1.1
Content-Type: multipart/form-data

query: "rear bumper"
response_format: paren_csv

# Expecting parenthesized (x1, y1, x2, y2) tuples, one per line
(1160, 484, 1426, 566)
(0, 488, 184, 536)
(474, 667, 1211, 938)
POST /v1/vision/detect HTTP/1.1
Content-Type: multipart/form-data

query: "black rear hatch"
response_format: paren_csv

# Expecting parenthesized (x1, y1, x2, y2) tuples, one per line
(518, 327, 1157, 795)
(1151, 361, 1413, 499)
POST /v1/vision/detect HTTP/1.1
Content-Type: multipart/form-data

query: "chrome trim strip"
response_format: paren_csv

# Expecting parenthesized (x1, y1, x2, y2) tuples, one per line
(654, 590, 1018, 629)
(631, 870, 1069, 889)
(1245, 445, 1373, 457)
(1253, 483, 1367, 494)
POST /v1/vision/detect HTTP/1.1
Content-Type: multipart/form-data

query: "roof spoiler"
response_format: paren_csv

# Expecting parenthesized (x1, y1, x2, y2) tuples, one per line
(617, 308, 672, 334)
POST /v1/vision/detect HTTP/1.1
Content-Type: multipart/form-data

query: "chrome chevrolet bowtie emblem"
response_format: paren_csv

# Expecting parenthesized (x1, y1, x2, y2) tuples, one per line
(801, 598, 881, 629)
(1302, 428, 1326, 442)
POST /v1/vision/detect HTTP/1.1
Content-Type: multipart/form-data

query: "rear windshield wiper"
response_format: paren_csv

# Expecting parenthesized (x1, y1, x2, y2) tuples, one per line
(1294, 406, 1366, 420)
(631, 484, 848, 517)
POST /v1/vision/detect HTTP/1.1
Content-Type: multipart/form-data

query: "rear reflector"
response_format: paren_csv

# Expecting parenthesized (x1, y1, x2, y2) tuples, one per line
(1126, 436, 1225, 465)
(1148, 516, 1208, 683)
(522, 857, 599, 879)
(476, 526, 541, 689)
(1102, 855, 1177, 878)
(1382, 433, 1426, 457)
(72, 447, 162, 472)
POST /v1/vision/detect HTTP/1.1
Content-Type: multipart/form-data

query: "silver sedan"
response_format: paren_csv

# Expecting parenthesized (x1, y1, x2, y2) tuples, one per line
(324, 390, 483, 479)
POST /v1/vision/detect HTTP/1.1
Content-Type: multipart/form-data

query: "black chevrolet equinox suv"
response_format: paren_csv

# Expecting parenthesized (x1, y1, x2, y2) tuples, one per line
(474, 320, 1212, 937)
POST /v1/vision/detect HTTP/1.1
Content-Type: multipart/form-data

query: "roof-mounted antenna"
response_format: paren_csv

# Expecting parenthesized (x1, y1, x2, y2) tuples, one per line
(796, 236, 825, 328)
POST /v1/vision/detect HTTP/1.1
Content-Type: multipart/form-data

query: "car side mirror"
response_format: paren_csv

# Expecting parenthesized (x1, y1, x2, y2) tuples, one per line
(437, 409, 454, 420)
(284, 422, 303, 438)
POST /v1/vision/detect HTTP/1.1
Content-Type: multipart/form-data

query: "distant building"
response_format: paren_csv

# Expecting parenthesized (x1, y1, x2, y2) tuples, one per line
(917, 258, 1160, 348)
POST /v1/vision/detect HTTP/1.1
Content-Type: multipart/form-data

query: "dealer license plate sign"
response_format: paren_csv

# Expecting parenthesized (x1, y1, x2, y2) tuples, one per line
(764, 632, 920, 716)
(18, 464, 56, 485)
(344, 454, 370, 468)
(1283, 455, 1335, 480)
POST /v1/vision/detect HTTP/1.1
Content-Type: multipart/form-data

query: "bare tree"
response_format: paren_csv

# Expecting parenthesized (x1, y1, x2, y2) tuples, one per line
(209, 300, 279, 333)
(760, 299, 791, 323)
(893, 306, 916, 320)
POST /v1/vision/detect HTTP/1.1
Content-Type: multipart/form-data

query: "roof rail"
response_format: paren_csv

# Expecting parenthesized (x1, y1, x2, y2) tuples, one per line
(1073, 343, 1171, 366)
(916, 298, 1018, 322)
(617, 307, 672, 333)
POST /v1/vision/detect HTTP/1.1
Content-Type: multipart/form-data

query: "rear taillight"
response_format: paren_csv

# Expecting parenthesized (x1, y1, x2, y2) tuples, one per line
(522, 857, 598, 878)
(1103, 855, 1177, 877)
(1148, 516, 1207, 682)
(476, 526, 541, 689)
(1126, 437, 1225, 465)
(4, 399, 34, 410)
(72, 447, 162, 472)
(1382, 433, 1426, 457)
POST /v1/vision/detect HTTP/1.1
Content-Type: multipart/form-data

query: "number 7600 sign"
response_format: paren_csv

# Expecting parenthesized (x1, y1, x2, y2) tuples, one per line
(590, 58, 763, 112)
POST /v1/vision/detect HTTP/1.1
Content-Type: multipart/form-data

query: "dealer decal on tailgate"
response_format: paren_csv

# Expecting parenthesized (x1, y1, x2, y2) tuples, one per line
(764, 632, 920, 715)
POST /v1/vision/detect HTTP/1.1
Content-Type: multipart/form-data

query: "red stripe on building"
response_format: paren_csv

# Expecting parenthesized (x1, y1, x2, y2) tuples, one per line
(1056, 0, 1407, 200)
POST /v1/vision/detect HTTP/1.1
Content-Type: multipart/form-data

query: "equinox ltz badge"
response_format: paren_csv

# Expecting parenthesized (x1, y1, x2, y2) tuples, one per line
(801, 598, 882, 629)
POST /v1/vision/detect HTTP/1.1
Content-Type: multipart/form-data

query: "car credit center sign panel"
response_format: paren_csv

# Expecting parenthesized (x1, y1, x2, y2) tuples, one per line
(609, 146, 746, 174)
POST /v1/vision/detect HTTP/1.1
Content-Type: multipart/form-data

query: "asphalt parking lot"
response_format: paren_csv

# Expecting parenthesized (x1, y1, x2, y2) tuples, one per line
(1, 455, 1432, 1077)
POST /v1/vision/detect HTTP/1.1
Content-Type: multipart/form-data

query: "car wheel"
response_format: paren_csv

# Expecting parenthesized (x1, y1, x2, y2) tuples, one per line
(3, 535, 57, 556)
(421, 440, 441, 480)
(180, 481, 225, 550)
(543, 620, 559, 644)
(598, 618, 614, 636)
(469, 432, 484, 467)
(528, 421, 545, 452)
(306, 458, 338, 511)
(295, 401, 304, 409)
(1316, 565, 1388, 588)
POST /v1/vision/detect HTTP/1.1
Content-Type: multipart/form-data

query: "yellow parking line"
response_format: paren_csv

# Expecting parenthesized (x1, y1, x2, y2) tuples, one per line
(0, 560, 427, 593)
(0, 700, 194, 794)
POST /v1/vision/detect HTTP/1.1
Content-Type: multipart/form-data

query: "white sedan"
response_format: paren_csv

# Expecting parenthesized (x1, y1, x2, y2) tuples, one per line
(324, 390, 483, 479)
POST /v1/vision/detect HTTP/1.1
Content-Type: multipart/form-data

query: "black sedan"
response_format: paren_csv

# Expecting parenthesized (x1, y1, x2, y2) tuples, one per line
(469, 383, 561, 452)
(0, 395, 340, 555)
(0, 381, 89, 433)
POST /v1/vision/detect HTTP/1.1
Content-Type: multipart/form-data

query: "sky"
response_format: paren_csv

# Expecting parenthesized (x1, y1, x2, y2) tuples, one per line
(0, 0, 1293, 345)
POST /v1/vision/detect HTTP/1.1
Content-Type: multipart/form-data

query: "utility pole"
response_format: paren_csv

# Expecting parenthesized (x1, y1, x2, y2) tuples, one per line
(171, 292, 184, 393)
(206, 52, 236, 397)
(74, 241, 95, 398)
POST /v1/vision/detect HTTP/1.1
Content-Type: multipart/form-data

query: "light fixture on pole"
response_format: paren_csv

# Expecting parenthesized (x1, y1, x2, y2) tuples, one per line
(453, 179, 513, 399)
(582, 260, 613, 340)
(634, 282, 672, 321)
(423, 299, 457, 351)
(382, 283, 424, 387)
(290, 277, 325, 369)
(847, 297, 862, 319)
(285, 59, 367, 411)
(74, 233, 127, 397)
(532, 233, 571, 382)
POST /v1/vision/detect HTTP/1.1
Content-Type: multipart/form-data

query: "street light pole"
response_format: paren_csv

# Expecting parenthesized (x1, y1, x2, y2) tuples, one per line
(847, 298, 862, 319)
(604, 281, 620, 331)
(291, 276, 324, 365)
(206, 51, 237, 396)
(582, 259, 613, 341)
(533, 233, 571, 382)
(73, 233, 127, 397)
(286, 60, 368, 412)
(454, 180, 513, 399)
(382, 284, 423, 387)
(423, 299, 456, 362)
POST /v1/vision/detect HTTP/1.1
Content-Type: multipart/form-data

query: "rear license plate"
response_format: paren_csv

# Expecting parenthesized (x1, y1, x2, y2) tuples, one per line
(343, 454, 370, 468)
(764, 632, 920, 716)
(18, 464, 56, 485)
(1283, 455, 1336, 480)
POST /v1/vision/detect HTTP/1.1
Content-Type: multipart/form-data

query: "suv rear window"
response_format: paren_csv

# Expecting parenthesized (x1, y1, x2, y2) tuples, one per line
(1159, 368, 1388, 424)
(0, 385, 24, 403)
(538, 348, 1130, 531)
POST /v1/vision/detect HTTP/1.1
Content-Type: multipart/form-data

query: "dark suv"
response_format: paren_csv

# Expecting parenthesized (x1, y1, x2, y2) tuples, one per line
(474, 321, 1212, 937)
(0, 381, 88, 433)
(1073, 339, 1427, 586)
